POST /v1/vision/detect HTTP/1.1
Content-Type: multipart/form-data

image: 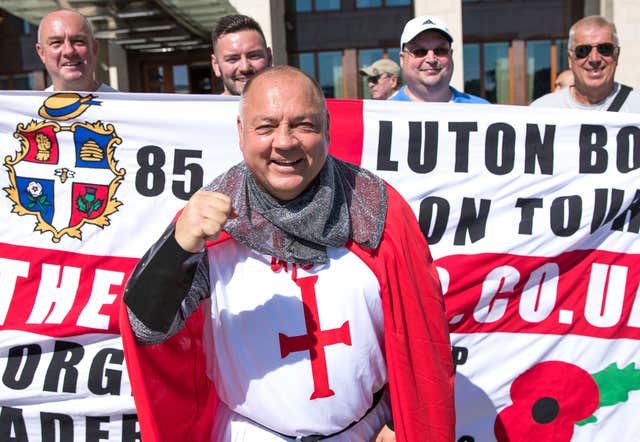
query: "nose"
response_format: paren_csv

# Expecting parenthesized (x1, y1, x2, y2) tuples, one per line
(239, 55, 253, 73)
(424, 49, 438, 62)
(272, 124, 296, 149)
(586, 46, 602, 63)
(61, 39, 77, 56)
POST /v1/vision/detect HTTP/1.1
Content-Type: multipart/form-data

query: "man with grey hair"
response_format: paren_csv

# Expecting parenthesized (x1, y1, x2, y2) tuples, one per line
(531, 15, 639, 112)
(36, 9, 116, 92)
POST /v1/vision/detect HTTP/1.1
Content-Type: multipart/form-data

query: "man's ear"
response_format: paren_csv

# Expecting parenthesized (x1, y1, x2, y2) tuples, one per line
(35, 43, 45, 63)
(237, 115, 245, 152)
(324, 110, 331, 144)
(267, 47, 273, 67)
(211, 53, 222, 77)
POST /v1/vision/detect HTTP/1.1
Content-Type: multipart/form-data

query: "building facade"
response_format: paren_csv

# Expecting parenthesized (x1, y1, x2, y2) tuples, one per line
(0, 0, 637, 104)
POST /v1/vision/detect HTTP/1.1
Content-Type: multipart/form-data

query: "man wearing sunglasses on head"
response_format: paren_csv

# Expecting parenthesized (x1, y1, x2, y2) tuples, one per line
(389, 15, 488, 104)
(531, 15, 640, 112)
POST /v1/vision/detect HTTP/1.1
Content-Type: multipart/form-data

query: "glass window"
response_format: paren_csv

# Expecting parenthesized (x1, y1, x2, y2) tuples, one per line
(386, 48, 400, 64)
(359, 49, 384, 68)
(290, 53, 316, 78)
(316, 0, 340, 10)
(0, 75, 10, 90)
(463, 44, 481, 98)
(484, 42, 510, 104)
(147, 66, 163, 83)
(288, 0, 312, 12)
(556, 39, 569, 72)
(356, 0, 382, 7)
(385, 0, 411, 5)
(5, 15, 24, 34)
(527, 40, 551, 102)
(173, 65, 189, 94)
(12, 74, 34, 90)
(317, 51, 343, 98)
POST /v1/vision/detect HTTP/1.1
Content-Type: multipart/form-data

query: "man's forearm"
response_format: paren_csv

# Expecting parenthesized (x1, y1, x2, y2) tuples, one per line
(123, 223, 206, 337)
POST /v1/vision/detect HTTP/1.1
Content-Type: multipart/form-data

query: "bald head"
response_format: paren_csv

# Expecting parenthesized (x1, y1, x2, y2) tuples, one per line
(38, 9, 93, 43)
(239, 66, 327, 122)
(236, 66, 330, 201)
(36, 9, 99, 91)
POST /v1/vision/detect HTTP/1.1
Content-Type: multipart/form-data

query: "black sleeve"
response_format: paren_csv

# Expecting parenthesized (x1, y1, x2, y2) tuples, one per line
(123, 223, 207, 334)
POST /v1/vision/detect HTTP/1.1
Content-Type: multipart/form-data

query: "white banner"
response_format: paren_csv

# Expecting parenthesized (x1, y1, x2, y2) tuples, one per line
(1, 90, 639, 441)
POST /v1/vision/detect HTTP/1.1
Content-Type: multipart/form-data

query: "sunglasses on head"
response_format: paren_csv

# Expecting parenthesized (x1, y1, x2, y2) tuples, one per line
(573, 43, 617, 59)
(403, 46, 451, 58)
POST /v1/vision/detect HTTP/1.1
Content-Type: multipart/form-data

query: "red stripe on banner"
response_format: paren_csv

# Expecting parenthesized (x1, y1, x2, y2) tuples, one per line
(0, 242, 139, 336)
(326, 99, 364, 166)
(438, 250, 640, 340)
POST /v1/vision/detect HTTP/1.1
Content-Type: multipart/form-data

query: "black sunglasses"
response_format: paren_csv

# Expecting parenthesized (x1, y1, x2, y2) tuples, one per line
(367, 74, 386, 84)
(573, 43, 617, 59)
(403, 46, 451, 58)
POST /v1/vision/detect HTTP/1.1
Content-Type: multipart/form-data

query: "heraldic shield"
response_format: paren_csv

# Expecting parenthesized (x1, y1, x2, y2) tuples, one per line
(3, 96, 125, 243)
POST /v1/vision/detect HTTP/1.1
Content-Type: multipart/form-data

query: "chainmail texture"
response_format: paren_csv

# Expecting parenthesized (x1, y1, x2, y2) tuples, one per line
(204, 155, 387, 265)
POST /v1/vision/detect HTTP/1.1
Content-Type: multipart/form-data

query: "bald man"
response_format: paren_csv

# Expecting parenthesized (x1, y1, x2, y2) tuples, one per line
(121, 66, 455, 442)
(36, 9, 116, 92)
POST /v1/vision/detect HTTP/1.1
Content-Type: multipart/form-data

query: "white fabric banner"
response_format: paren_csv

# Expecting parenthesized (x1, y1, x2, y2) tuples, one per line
(0, 90, 638, 441)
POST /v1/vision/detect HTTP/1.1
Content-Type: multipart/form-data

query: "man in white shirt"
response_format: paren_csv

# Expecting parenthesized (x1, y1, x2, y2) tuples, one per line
(531, 15, 639, 112)
(121, 66, 455, 442)
(36, 9, 116, 92)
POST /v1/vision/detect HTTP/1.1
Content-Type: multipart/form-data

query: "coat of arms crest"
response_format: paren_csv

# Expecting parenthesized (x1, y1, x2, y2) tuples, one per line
(3, 93, 125, 242)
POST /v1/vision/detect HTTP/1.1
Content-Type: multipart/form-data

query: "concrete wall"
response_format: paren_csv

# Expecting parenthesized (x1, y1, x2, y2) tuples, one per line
(601, 0, 640, 87)
(230, 0, 287, 65)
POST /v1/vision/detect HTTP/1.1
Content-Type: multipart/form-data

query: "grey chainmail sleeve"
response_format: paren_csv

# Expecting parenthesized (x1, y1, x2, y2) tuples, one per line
(123, 223, 212, 345)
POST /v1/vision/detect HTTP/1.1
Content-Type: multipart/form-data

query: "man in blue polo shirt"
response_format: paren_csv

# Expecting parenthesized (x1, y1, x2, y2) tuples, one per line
(390, 15, 488, 104)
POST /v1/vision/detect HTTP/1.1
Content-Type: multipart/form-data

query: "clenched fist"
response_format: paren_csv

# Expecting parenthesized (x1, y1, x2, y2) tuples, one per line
(174, 190, 237, 253)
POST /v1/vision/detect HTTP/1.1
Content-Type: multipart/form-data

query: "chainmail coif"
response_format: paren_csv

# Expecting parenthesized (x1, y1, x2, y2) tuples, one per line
(204, 155, 387, 265)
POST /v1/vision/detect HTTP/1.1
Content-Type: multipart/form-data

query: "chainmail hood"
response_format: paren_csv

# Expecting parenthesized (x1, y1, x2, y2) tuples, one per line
(204, 155, 387, 265)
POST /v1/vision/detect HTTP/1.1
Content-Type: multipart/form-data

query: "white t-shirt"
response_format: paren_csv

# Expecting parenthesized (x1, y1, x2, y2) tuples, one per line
(204, 239, 388, 438)
(530, 82, 640, 112)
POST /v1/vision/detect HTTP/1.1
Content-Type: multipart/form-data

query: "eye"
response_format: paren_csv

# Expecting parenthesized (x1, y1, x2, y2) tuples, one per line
(224, 56, 240, 63)
(255, 124, 275, 134)
(296, 121, 318, 132)
(410, 48, 429, 57)
(433, 47, 450, 56)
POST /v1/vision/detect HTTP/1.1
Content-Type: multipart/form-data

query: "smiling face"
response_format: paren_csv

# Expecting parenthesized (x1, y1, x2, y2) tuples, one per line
(237, 68, 329, 201)
(211, 29, 272, 95)
(36, 10, 98, 91)
(569, 23, 618, 103)
(399, 30, 453, 101)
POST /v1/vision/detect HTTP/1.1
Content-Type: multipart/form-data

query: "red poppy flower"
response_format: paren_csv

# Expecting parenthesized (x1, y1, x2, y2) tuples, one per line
(494, 361, 599, 441)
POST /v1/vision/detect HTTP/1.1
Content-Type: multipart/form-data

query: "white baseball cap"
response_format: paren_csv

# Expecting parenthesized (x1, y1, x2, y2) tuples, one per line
(400, 16, 453, 51)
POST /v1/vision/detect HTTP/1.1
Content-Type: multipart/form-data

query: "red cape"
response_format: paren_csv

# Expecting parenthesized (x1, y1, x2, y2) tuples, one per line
(120, 184, 455, 441)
